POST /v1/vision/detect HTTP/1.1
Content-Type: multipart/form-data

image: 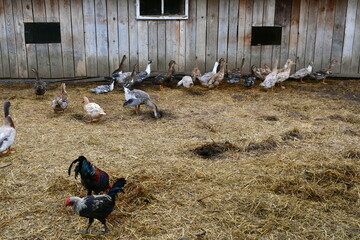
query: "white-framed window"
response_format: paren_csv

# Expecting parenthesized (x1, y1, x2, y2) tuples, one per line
(136, 0, 189, 20)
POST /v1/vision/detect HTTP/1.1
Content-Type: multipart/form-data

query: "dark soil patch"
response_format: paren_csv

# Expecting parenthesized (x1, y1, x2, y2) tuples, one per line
(343, 129, 358, 136)
(232, 94, 243, 101)
(262, 115, 279, 121)
(282, 129, 304, 141)
(287, 111, 310, 120)
(328, 114, 346, 121)
(344, 150, 360, 159)
(71, 113, 86, 121)
(193, 141, 238, 159)
(245, 138, 279, 152)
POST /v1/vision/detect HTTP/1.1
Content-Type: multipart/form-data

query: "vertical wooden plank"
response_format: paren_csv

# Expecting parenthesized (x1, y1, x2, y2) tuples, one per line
(351, 0, 360, 72)
(250, 0, 263, 68)
(59, 0, 74, 77)
(296, 0, 309, 69)
(128, 0, 138, 68)
(274, 0, 292, 67)
(237, 0, 248, 71)
(261, 0, 275, 68)
(95, 0, 109, 75)
(322, 0, 336, 71)
(137, 21, 148, 70)
(157, 21, 166, 71)
(46, 0, 64, 78)
(217, 0, 229, 63)
(342, 0, 357, 73)
(185, 0, 196, 72)
(4, 0, 18, 77)
(118, 0, 129, 71)
(83, 0, 97, 76)
(22, 0, 37, 77)
(165, 21, 178, 68)
(205, 0, 219, 71)
(196, 0, 207, 73)
(313, 0, 327, 71)
(0, 0, 9, 78)
(227, 0, 239, 70)
(12, 0, 28, 78)
(331, 0, 347, 73)
(288, 0, 300, 71)
(71, 0, 86, 76)
(243, 0, 253, 71)
(107, 0, 119, 75)
(148, 21, 158, 70)
(178, 20, 186, 72)
(33, 0, 51, 78)
(303, 0, 318, 69)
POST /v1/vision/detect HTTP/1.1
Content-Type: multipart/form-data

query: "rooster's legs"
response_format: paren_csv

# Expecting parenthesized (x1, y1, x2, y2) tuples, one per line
(99, 218, 109, 234)
(84, 218, 94, 233)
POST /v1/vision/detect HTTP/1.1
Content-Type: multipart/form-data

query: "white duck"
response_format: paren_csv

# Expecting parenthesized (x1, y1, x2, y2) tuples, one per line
(260, 60, 278, 90)
(177, 76, 194, 88)
(0, 101, 16, 154)
(82, 96, 106, 122)
(275, 59, 296, 88)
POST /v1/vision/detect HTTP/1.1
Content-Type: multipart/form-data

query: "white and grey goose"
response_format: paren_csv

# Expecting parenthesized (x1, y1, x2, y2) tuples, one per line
(123, 64, 161, 118)
(89, 78, 115, 94)
(290, 61, 313, 83)
(0, 101, 16, 154)
(197, 61, 219, 87)
(112, 55, 131, 85)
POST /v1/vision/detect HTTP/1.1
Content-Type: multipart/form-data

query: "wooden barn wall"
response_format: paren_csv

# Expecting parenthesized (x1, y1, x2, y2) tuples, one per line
(0, 0, 359, 78)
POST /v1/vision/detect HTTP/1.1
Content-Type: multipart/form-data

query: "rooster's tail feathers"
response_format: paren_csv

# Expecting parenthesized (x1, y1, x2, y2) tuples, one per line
(107, 178, 126, 199)
(68, 156, 87, 177)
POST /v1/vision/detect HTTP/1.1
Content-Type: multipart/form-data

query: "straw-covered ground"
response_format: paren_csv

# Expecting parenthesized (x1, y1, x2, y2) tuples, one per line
(0, 78, 359, 240)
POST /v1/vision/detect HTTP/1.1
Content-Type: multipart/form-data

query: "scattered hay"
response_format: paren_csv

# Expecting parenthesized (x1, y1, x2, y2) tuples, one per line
(245, 138, 279, 152)
(273, 168, 357, 202)
(282, 129, 304, 141)
(193, 141, 238, 158)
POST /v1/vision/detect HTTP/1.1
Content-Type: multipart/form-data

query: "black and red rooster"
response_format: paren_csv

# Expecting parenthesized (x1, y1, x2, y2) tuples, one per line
(66, 178, 126, 234)
(68, 156, 110, 196)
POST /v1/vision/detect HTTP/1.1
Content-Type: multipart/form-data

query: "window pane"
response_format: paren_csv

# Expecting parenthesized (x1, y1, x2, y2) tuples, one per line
(164, 0, 185, 15)
(140, 0, 161, 15)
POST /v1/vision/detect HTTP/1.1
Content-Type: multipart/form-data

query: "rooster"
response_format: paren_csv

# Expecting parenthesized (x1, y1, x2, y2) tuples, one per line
(68, 156, 110, 196)
(66, 178, 126, 234)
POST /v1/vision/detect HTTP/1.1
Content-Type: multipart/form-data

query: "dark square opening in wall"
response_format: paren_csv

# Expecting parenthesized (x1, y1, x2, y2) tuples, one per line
(251, 26, 282, 46)
(140, 0, 161, 15)
(25, 22, 61, 44)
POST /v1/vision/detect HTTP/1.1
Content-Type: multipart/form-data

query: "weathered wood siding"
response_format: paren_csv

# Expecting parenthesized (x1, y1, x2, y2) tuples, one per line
(0, 0, 359, 78)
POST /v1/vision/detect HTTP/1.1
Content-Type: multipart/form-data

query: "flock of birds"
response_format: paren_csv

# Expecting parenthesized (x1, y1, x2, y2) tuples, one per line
(0, 55, 339, 234)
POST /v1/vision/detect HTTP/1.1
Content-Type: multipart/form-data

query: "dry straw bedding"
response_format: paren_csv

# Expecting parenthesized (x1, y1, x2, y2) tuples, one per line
(0, 79, 359, 239)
